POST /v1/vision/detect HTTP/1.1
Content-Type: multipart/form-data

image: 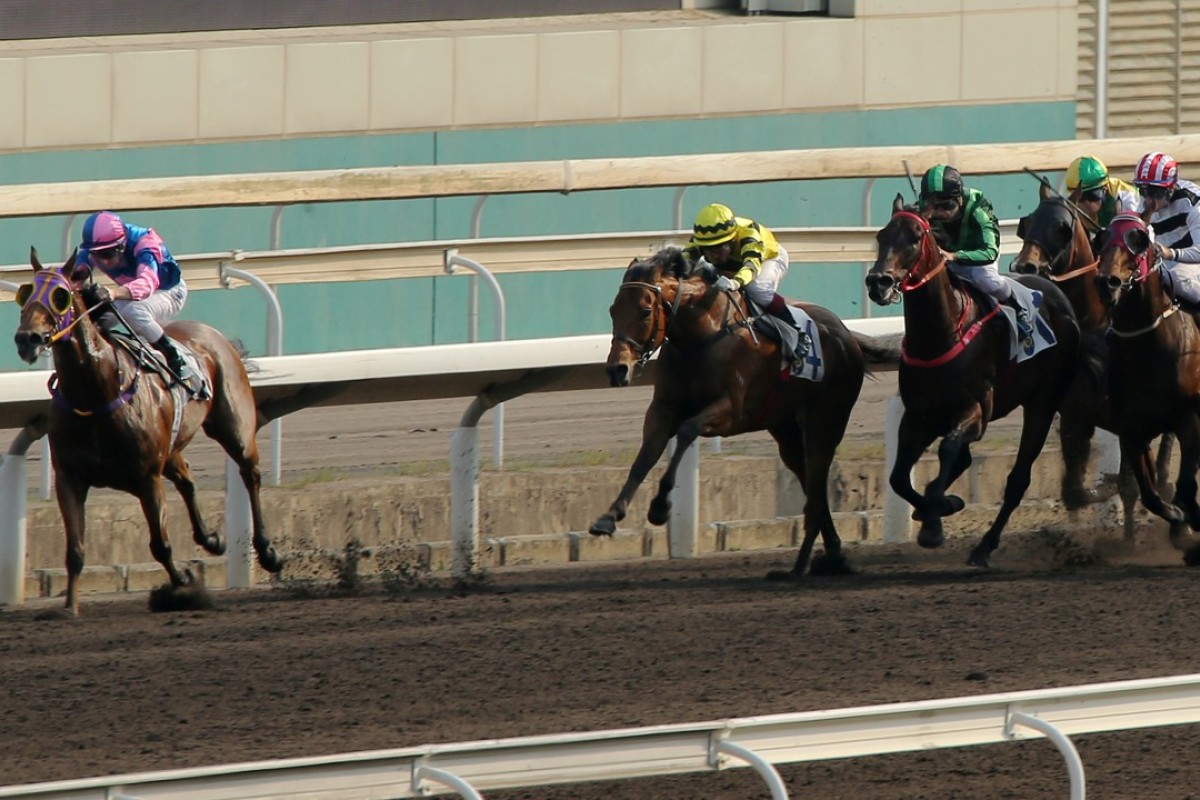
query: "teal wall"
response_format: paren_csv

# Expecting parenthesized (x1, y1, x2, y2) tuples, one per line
(0, 100, 1074, 371)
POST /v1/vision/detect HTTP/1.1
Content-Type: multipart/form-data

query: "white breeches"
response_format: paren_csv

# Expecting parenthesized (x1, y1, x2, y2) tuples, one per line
(947, 259, 1013, 301)
(107, 280, 188, 342)
(1162, 262, 1200, 304)
(744, 246, 790, 307)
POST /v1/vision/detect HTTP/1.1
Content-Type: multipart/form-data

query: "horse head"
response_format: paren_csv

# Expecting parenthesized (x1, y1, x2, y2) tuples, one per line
(13, 248, 89, 364)
(1095, 212, 1157, 309)
(865, 194, 943, 306)
(1012, 183, 1091, 278)
(605, 247, 724, 387)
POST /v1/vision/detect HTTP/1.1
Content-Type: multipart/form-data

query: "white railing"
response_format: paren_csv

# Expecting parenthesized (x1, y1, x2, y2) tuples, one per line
(1, 134, 1198, 218)
(2, 673, 1197, 800)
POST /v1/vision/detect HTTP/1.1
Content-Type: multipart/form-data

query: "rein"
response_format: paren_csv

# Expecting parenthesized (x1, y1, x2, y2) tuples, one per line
(1049, 259, 1098, 283)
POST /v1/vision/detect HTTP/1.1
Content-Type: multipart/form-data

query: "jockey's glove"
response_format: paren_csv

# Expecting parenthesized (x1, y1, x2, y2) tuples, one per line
(715, 275, 742, 292)
(83, 284, 113, 306)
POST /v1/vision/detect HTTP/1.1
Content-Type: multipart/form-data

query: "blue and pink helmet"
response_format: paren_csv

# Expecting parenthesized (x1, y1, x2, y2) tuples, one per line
(81, 211, 127, 251)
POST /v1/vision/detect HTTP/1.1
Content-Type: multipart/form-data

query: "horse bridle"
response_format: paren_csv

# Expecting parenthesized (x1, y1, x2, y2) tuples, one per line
(891, 211, 946, 293)
(615, 276, 683, 367)
(1040, 201, 1099, 283)
(1102, 216, 1179, 338)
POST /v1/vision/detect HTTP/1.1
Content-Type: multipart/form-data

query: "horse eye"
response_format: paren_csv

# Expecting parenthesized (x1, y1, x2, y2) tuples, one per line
(640, 307, 652, 320)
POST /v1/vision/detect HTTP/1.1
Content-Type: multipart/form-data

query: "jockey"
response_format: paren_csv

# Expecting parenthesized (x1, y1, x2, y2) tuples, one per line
(1134, 151, 1200, 306)
(75, 211, 196, 386)
(1065, 155, 1139, 230)
(919, 164, 1034, 347)
(682, 203, 811, 357)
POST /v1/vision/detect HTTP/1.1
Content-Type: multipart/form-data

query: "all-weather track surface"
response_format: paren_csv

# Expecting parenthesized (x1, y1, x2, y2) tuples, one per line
(3, 534, 1200, 799)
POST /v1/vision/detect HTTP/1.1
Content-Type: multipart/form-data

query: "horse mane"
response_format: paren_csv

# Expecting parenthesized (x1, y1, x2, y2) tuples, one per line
(624, 246, 692, 282)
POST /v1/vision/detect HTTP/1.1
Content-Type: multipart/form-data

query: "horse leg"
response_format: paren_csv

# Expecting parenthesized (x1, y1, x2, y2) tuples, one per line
(889, 416, 939, 546)
(966, 404, 1057, 568)
(645, 404, 726, 526)
(921, 436, 972, 518)
(1122, 432, 1184, 525)
(204, 407, 283, 573)
(54, 475, 89, 616)
(164, 452, 225, 556)
(1059, 415, 1099, 510)
(589, 402, 679, 536)
(1156, 433, 1177, 500)
(1118, 457, 1141, 541)
(137, 476, 191, 588)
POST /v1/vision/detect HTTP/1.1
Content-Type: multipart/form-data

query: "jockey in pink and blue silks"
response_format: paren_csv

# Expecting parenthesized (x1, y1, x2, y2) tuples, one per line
(75, 211, 194, 383)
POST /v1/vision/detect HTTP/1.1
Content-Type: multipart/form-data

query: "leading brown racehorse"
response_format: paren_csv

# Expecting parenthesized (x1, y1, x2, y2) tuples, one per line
(866, 197, 1080, 567)
(12, 248, 283, 614)
(590, 247, 899, 579)
(1094, 212, 1200, 565)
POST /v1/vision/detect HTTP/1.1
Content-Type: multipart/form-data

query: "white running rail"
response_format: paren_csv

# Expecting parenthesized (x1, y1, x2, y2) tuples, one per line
(1, 674, 1198, 800)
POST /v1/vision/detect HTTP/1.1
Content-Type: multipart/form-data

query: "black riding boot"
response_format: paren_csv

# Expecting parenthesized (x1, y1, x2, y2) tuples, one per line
(152, 335, 189, 380)
(1002, 295, 1034, 347)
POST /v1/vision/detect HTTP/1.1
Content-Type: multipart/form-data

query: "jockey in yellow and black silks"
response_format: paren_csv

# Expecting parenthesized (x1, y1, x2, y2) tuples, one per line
(682, 203, 811, 355)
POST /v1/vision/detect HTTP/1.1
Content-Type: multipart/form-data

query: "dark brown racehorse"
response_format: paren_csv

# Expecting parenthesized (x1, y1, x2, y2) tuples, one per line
(590, 247, 898, 579)
(1011, 186, 1173, 537)
(865, 198, 1080, 567)
(1095, 213, 1200, 565)
(12, 249, 283, 614)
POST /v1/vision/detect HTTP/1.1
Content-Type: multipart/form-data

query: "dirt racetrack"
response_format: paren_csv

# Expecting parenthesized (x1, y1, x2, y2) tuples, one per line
(4, 374, 1200, 799)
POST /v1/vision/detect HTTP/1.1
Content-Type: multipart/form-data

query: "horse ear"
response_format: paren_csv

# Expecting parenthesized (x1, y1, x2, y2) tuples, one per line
(1039, 181, 1053, 201)
(892, 193, 906, 214)
(63, 247, 79, 276)
(30, 246, 43, 273)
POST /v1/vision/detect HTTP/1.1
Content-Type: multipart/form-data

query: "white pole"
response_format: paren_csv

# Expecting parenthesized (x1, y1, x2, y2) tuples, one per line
(1096, 0, 1109, 138)
(0, 453, 29, 605)
(449, 426, 480, 578)
(883, 394, 913, 543)
(224, 458, 253, 588)
(667, 438, 700, 558)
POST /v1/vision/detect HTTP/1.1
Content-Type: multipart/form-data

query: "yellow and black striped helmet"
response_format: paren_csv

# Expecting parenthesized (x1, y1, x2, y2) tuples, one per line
(692, 203, 737, 246)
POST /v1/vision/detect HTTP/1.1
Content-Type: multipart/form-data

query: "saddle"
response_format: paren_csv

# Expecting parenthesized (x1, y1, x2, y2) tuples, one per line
(747, 301, 825, 382)
(109, 330, 210, 400)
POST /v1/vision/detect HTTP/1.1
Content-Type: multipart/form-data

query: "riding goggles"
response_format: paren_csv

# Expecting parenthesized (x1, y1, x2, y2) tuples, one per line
(925, 195, 960, 212)
(1080, 187, 1106, 203)
(1137, 183, 1173, 201)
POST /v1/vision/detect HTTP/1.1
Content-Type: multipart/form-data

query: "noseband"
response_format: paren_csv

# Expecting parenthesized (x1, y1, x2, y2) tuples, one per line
(1102, 214, 1179, 338)
(615, 277, 683, 367)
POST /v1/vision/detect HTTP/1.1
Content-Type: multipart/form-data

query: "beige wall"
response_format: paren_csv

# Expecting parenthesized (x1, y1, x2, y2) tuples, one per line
(0, 3, 1077, 153)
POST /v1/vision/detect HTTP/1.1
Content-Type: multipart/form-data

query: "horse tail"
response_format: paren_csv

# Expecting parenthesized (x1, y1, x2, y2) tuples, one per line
(851, 330, 903, 369)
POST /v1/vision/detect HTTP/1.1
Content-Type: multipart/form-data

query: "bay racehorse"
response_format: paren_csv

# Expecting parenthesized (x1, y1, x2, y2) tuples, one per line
(589, 247, 899, 579)
(1095, 213, 1200, 565)
(1011, 185, 1174, 537)
(12, 249, 283, 614)
(865, 197, 1080, 567)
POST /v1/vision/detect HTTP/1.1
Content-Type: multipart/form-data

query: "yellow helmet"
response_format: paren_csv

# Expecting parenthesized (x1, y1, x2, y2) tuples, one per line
(1066, 156, 1109, 192)
(692, 203, 737, 246)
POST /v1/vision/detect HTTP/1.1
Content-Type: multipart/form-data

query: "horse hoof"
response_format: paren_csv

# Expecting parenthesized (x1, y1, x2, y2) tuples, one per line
(1062, 485, 1099, 511)
(647, 498, 671, 526)
(917, 527, 944, 549)
(200, 532, 226, 556)
(810, 552, 856, 576)
(589, 517, 616, 537)
(258, 547, 284, 573)
(1184, 545, 1200, 567)
(942, 495, 966, 516)
(966, 549, 991, 569)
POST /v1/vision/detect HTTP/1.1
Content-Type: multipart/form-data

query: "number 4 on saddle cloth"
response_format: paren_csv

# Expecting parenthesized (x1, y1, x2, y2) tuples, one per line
(749, 303, 826, 382)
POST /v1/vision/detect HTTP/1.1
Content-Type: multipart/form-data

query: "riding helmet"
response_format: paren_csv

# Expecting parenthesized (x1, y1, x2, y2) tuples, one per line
(692, 203, 738, 246)
(1134, 152, 1178, 188)
(82, 211, 127, 251)
(920, 165, 963, 198)
(1066, 156, 1109, 192)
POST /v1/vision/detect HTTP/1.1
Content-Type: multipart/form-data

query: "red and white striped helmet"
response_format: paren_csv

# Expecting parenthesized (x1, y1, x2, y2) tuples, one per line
(1134, 152, 1178, 188)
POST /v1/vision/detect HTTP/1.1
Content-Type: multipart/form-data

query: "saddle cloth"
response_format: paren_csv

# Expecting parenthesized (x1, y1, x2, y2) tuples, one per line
(751, 305, 825, 383)
(998, 278, 1056, 363)
(110, 330, 212, 400)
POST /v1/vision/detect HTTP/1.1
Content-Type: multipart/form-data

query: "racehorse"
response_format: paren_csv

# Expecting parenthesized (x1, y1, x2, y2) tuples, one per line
(1011, 185, 1173, 536)
(12, 248, 284, 614)
(1094, 213, 1200, 565)
(865, 197, 1080, 567)
(589, 247, 899, 579)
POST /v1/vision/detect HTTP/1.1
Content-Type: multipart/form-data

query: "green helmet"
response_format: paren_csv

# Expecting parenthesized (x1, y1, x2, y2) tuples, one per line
(920, 165, 963, 199)
(1066, 156, 1108, 192)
